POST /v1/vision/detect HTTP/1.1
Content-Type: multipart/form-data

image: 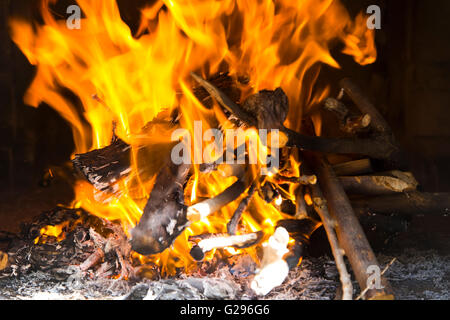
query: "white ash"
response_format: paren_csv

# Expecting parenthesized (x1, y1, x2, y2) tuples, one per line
(0, 250, 448, 300)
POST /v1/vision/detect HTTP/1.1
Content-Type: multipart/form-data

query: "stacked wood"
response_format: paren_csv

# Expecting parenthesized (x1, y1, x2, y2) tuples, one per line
(186, 74, 402, 299)
(68, 72, 434, 300)
(307, 154, 394, 300)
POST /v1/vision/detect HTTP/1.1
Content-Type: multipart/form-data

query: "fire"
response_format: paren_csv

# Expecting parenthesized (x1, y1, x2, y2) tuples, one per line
(34, 222, 70, 244)
(10, 0, 376, 275)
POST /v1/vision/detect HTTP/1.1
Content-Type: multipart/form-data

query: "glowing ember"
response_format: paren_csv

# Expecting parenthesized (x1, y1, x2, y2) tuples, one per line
(10, 0, 376, 275)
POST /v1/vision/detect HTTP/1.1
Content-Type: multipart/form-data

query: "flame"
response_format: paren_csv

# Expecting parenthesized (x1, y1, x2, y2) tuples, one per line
(10, 0, 376, 275)
(34, 222, 70, 244)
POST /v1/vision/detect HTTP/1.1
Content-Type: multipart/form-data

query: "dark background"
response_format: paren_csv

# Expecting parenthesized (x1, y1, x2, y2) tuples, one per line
(0, 0, 449, 231)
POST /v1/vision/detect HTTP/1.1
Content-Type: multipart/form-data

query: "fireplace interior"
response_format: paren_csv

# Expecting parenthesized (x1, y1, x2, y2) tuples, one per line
(0, 0, 449, 300)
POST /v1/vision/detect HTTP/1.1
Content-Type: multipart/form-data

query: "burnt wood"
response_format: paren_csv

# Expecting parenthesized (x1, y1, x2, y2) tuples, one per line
(72, 138, 131, 194)
(227, 182, 257, 235)
(129, 160, 191, 255)
(191, 73, 400, 160)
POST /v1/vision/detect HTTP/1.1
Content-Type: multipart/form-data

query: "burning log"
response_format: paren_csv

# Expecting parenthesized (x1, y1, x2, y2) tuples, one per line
(308, 154, 394, 300)
(250, 227, 290, 296)
(72, 138, 131, 196)
(129, 160, 191, 255)
(188, 231, 263, 261)
(72, 110, 181, 201)
(192, 72, 243, 110)
(338, 171, 418, 196)
(275, 218, 322, 269)
(259, 181, 280, 204)
(294, 186, 311, 219)
(191, 72, 256, 127)
(227, 182, 258, 235)
(199, 162, 245, 178)
(276, 218, 321, 243)
(0, 251, 8, 271)
(187, 177, 250, 222)
(79, 247, 104, 272)
(351, 192, 450, 217)
(191, 73, 399, 160)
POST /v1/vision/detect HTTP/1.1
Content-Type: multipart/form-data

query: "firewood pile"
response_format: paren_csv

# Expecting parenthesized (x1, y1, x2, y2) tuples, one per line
(1, 73, 450, 300)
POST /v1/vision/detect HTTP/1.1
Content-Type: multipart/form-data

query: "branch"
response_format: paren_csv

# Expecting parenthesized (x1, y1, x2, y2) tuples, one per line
(187, 177, 249, 222)
(190, 73, 399, 160)
(227, 182, 257, 235)
(306, 153, 395, 300)
(189, 231, 263, 261)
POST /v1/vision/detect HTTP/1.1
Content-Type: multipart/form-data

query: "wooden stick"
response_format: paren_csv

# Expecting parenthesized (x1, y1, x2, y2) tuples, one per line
(339, 173, 418, 196)
(308, 154, 394, 299)
(191, 73, 398, 160)
(324, 97, 371, 134)
(227, 182, 257, 235)
(191, 72, 256, 126)
(294, 186, 310, 219)
(351, 192, 450, 217)
(299, 158, 353, 300)
(189, 231, 263, 261)
(187, 177, 249, 222)
(273, 174, 317, 185)
(311, 191, 353, 300)
(332, 159, 373, 176)
(339, 78, 392, 135)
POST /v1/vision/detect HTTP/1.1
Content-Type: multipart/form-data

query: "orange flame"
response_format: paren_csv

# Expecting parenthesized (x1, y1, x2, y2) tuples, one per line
(10, 0, 376, 275)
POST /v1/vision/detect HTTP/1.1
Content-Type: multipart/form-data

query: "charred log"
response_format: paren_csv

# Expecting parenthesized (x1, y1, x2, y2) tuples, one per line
(129, 160, 191, 256)
(191, 73, 400, 160)
(227, 182, 257, 235)
(72, 138, 131, 195)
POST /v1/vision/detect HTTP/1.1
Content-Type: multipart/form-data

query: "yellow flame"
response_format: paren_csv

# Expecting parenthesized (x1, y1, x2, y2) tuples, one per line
(11, 0, 376, 275)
